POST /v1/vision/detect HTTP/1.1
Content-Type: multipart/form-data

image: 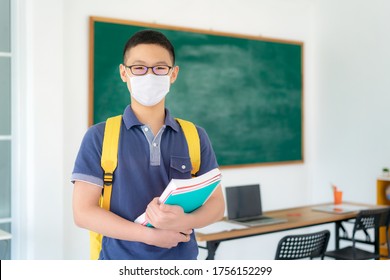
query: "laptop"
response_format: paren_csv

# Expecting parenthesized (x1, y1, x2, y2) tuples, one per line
(225, 184, 287, 227)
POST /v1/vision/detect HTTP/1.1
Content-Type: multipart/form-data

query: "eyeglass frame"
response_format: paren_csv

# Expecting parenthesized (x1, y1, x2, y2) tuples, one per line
(124, 64, 174, 76)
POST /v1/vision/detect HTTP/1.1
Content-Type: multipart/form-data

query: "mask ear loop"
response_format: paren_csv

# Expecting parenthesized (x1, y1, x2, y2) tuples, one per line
(123, 65, 132, 79)
(124, 68, 134, 97)
(167, 66, 176, 83)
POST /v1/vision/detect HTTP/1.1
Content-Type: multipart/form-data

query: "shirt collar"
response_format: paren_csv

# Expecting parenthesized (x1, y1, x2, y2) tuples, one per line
(122, 105, 180, 132)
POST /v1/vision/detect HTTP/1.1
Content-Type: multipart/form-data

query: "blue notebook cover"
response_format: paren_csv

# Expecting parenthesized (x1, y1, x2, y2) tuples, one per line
(135, 168, 222, 227)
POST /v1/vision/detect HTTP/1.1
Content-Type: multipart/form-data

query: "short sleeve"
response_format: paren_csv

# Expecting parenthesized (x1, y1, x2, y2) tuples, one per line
(196, 126, 219, 176)
(71, 123, 105, 187)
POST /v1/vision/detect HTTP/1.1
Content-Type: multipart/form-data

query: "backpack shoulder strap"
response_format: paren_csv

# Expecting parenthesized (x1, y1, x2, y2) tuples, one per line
(90, 115, 122, 260)
(100, 114, 122, 210)
(175, 118, 201, 176)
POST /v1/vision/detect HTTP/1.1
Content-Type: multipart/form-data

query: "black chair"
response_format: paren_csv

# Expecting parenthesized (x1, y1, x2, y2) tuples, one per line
(275, 230, 330, 260)
(325, 208, 388, 260)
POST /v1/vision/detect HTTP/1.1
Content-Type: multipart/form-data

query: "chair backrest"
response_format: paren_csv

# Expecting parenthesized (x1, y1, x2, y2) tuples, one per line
(275, 230, 330, 260)
(352, 208, 389, 243)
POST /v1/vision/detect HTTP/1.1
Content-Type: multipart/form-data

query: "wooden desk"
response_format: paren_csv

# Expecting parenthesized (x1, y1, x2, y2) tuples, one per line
(195, 202, 385, 260)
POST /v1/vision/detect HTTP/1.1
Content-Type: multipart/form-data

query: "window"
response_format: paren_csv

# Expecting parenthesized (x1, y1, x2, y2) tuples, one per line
(0, 0, 12, 260)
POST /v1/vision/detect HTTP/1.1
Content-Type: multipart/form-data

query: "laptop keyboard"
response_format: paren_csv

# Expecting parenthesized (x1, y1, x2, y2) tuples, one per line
(232, 216, 287, 227)
(236, 216, 271, 222)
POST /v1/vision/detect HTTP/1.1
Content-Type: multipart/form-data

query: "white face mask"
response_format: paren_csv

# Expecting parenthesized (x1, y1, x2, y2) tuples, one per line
(127, 74, 171, 106)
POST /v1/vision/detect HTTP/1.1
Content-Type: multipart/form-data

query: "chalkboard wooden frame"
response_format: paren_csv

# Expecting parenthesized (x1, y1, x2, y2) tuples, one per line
(89, 16, 304, 168)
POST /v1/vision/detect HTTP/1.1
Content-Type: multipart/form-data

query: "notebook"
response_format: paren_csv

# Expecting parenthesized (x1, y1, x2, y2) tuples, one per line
(225, 184, 287, 227)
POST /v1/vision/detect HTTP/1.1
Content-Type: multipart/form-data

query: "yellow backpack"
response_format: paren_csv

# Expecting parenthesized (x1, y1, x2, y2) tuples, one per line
(90, 115, 201, 260)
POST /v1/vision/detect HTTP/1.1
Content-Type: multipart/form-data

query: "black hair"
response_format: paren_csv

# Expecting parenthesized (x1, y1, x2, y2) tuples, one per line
(123, 30, 175, 65)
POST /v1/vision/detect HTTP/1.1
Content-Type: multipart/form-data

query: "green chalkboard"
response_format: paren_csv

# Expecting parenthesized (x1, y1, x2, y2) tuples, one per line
(90, 17, 303, 167)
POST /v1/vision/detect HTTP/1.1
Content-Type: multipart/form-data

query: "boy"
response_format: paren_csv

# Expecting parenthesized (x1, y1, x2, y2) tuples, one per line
(71, 30, 225, 260)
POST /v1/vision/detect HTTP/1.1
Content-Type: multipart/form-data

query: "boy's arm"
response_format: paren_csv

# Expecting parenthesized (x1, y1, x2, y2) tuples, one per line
(72, 181, 191, 248)
(145, 185, 225, 231)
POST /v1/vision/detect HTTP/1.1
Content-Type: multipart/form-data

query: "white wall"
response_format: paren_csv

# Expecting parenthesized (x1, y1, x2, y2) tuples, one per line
(311, 0, 390, 204)
(13, 0, 390, 260)
(12, 0, 64, 259)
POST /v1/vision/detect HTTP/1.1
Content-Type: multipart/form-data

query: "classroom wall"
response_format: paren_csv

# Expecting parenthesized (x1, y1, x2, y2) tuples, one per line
(12, 0, 65, 259)
(12, 0, 390, 259)
(311, 0, 390, 203)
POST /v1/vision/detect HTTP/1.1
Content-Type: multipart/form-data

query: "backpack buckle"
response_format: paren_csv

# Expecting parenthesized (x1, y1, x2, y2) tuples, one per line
(103, 172, 113, 186)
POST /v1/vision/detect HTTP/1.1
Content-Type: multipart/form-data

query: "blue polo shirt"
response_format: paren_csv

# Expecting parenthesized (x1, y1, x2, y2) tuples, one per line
(71, 105, 218, 260)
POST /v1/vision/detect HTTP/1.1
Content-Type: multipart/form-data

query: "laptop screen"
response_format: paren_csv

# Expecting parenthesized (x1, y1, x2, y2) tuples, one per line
(225, 184, 262, 220)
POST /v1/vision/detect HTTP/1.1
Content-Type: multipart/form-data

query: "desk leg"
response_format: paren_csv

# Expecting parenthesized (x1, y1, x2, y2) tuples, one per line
(374, 227, 380, 259)
(335, 222, 340, 250)
(206, 241, 220, 260)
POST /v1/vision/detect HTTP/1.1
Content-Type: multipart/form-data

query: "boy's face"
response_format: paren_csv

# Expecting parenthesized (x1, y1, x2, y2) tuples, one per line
(119, 44, 179, 89)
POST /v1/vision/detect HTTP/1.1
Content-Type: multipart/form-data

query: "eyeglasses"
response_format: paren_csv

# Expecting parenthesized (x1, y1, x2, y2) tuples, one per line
(124, 65, 173, 76)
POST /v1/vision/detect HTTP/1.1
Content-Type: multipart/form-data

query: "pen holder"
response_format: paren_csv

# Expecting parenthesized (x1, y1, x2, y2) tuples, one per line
(333, 190, 343, 205)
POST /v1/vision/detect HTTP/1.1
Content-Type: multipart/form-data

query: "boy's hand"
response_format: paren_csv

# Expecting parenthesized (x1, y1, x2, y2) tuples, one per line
(145, 197, 190, 232)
